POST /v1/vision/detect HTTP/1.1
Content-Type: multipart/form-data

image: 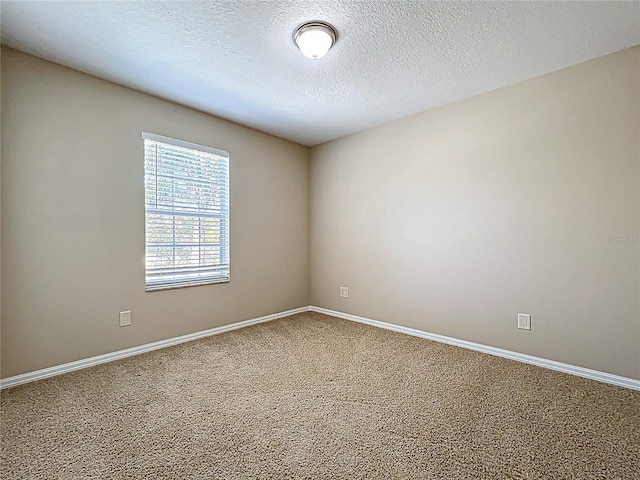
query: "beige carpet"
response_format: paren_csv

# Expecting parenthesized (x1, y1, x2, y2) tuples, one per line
(1, 312, 639, 479)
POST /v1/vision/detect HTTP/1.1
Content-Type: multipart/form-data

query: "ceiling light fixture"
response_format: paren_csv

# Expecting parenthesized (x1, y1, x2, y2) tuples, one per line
(294, 22, 337, 60)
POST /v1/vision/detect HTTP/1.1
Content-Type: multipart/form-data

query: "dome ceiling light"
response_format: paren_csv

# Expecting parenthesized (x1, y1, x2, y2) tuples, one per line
(294, 22, 337, 60)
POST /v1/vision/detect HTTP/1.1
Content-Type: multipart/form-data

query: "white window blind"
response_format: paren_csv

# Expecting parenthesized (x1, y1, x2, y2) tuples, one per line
(143, 132, 229, 291)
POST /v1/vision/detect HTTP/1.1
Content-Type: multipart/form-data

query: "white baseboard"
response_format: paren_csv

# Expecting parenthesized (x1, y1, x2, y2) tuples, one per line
(4, 305, 638, 391)
(309, 306, 640, 391)
(0, 306, 310, 390)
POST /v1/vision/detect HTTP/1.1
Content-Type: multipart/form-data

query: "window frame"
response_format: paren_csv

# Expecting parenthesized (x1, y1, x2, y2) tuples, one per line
(142, 132, 230, 291)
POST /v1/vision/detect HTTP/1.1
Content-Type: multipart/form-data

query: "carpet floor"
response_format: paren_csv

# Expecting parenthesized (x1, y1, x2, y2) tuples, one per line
(1, 311, 639, 479)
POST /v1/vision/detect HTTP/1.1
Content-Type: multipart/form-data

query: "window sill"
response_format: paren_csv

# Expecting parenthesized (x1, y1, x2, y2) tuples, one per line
(145, 278, 230, 292)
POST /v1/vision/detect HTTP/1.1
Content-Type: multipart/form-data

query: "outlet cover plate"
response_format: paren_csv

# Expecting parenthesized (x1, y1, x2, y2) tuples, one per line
(119, 310, 132, 327)
(339, 287, 349, 298)
(517, 313, 531, 330)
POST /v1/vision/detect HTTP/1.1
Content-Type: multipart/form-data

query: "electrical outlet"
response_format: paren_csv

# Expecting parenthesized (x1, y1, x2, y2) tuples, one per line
(119, 310, 132, 327)
(517, 313, 531, 330)
(339, 286, 349, 298)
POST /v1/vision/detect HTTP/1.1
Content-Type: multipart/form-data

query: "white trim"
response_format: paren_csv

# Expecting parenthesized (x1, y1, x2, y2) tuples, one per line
(309, 306, 640, 391)
(0, 306, 309, 390)
(4, 305, 638, 391)
(141, 132, 229, 158)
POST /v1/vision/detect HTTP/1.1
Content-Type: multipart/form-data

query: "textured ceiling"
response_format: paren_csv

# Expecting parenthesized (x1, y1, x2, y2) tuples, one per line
(1, 1, 639, 146)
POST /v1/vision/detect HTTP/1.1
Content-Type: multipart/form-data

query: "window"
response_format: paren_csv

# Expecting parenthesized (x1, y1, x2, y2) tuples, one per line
(143, 132, 229, 291)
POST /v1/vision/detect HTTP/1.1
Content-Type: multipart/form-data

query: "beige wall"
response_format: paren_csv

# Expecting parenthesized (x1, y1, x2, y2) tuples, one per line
(1, 48, 310, 378)
(3, 46, 639, 381)
(310, 47, 640, 379)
